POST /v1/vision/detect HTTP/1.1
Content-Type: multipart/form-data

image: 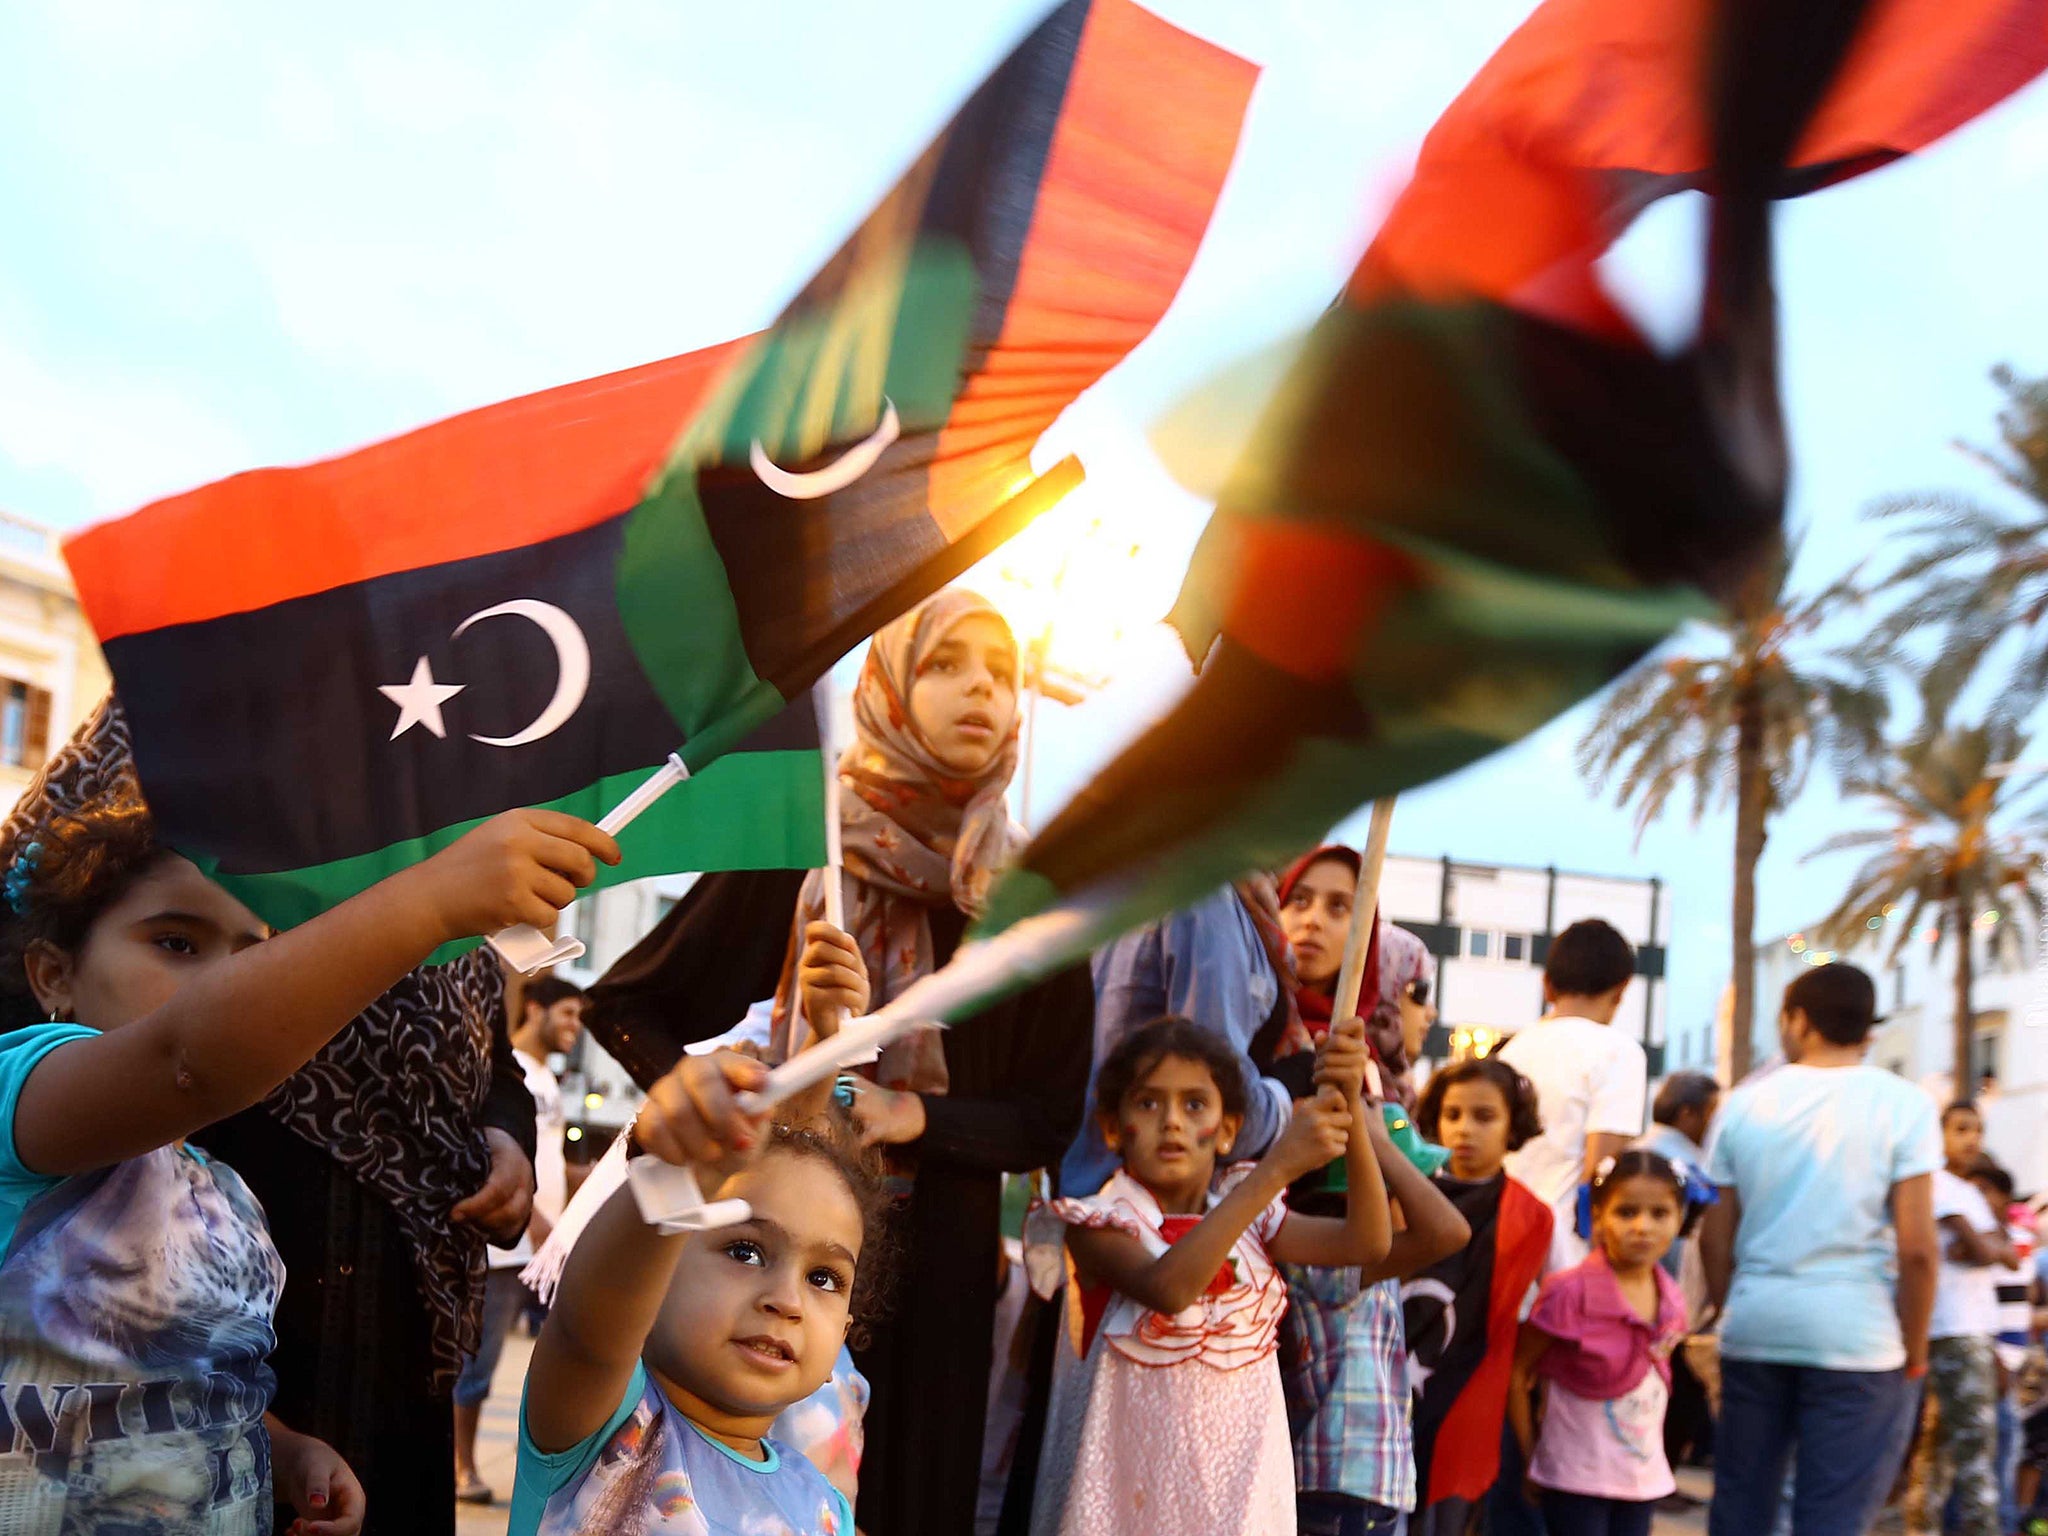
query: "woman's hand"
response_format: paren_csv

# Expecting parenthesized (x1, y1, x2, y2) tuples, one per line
(1313, 1016, 1371, 1103)
(849, 1078, 927, 1147)
(267, 1416, 366, 1536)
(635, 1050, 773, 1177)
(798, 922, 870, 1038)
(450, 1128, 534, 1245)
(1266, 1086, 1350, 1181)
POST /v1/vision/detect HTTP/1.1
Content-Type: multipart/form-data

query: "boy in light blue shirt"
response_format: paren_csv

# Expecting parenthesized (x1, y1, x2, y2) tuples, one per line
(1701, 962, 1943, 1536)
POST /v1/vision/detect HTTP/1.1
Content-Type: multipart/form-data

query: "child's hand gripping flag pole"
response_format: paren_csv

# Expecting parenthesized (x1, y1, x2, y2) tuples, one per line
(621, 900, 1106, 1228)
(492, 678, 843, 973)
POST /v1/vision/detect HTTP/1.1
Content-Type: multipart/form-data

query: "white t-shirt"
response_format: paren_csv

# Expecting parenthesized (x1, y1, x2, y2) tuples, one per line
(1931, 1169, 2003, 1340)
(1497, 1015, 1647, 1270)
(490, 1049, 566, 1270)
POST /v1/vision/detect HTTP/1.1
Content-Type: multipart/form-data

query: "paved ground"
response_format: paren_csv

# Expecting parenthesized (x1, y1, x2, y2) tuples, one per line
(452, 1330, 529, 1536)
(450, 1335, 1721, 1534)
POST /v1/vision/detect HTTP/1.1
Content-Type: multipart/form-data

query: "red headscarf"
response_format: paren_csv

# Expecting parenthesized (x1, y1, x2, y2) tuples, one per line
(1276, 844, 1429, 1108)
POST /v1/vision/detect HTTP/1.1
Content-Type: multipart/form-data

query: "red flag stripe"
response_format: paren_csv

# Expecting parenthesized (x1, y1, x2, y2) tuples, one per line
(926, 0, 1257, 537)
(64, 340, 750, 643)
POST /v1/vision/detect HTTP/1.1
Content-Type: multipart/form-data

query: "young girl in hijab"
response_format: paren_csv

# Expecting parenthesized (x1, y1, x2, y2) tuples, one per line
(780, 588, 1096, 1536)
(1273, 847, 1470, 1536)
(1275, 846, 1436, 1108)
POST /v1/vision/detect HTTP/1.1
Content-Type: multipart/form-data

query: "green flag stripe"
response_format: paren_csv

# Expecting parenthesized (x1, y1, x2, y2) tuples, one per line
(200, 748, 824, 959)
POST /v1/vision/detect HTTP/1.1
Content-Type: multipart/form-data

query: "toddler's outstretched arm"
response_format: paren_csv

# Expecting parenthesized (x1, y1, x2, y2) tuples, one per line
(16, 808, 617, 1177)
(526, 1050, 771, 1455)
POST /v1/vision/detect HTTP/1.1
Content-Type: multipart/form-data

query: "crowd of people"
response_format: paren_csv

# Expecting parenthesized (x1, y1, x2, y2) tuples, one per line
(0, 587, 2043, 1536)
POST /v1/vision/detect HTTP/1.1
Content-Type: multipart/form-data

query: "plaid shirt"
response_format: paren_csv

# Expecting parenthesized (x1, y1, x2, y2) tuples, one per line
(1280, 1268, 1416, 1510)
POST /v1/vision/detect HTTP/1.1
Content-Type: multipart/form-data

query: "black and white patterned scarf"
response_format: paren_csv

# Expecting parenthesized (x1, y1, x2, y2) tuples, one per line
(0, 696, 500, 1382)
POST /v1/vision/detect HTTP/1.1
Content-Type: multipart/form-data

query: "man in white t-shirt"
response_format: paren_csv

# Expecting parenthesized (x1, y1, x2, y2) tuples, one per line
(1903, 1101, 2018, 1536)
(453, 974, 583, 1505)
(1496, 917, 1647, 1272)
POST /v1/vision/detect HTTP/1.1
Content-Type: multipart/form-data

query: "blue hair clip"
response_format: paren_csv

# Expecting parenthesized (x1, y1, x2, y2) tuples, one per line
(3, 841, 41, 916)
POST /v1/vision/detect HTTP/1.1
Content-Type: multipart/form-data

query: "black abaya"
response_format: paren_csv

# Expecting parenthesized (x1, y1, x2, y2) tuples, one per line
(852, 904, 1094, 1536)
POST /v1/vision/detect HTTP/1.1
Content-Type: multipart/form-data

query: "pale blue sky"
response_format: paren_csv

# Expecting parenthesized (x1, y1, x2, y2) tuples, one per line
(5, 1, 2046, 1043)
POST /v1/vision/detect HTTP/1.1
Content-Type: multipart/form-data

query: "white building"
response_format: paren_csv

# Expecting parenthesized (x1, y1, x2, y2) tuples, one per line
(1375, 853, 1671, 1073)
(0, 511, 111, 814)
(1746, 913, 2048, 1189)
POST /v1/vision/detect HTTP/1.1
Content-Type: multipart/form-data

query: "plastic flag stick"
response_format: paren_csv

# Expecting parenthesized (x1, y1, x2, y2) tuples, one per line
(488, 752, 692, 974)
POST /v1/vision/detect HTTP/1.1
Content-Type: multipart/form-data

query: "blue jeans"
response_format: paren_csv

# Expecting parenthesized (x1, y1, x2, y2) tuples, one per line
(452, 1265, 527, 1408)
(1297, 1493, 1406, 1534)
(1708, 1358, 1920, 1536)
(1539, 1490, 1654, 1536)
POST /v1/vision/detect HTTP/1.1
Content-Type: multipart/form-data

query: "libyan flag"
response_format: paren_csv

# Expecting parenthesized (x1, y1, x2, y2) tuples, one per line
(1402, 1173, 1552, 1506)
(60, 0, 1255, 937)
(970, 0, 2048, 962)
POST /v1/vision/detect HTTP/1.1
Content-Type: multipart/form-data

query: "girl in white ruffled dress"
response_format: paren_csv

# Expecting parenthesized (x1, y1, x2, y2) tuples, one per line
(1030, 1014, 1394, 1536)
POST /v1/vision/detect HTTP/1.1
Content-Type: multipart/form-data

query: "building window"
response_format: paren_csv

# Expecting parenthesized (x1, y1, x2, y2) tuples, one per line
(0, 681, 51, 769)
(1503, 933, 1526, 963)
(1468, 930, 1491, 959)
(571, 899, 598, 949)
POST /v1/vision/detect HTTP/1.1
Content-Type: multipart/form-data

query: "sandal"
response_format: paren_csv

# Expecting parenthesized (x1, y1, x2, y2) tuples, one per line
(455, 1474, 494, 1505)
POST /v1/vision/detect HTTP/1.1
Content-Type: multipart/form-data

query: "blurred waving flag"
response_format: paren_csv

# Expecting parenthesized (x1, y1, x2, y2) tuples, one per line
(971, 0, 2048, 955)
(61, 0, 1256, 933)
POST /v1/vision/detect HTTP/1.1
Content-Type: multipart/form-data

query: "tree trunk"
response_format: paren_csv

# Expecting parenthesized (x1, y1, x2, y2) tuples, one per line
(1729, 687, 1768, 1084)
(1953, 890, 1976, 1097)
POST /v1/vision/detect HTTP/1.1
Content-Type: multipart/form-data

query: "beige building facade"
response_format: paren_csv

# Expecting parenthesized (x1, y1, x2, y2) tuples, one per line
(0, 510, 108, 814)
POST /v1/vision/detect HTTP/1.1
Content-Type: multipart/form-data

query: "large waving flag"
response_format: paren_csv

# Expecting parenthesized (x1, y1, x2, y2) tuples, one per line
(964, 0, 2048, 957)
(62, 0, 1256, 933)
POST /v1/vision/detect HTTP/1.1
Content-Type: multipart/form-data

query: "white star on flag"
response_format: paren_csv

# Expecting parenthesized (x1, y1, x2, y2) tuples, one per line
(379, 657, 466, 740)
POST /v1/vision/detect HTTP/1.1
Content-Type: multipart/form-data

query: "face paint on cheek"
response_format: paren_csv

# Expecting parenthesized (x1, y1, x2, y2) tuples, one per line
(1193, 1126, 1218, 1148)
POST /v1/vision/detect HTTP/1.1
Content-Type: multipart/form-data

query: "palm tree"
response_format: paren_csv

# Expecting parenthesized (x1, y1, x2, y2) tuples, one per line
(1865, 366, 2048, 719)
(1578, 555, 1887, 1082)
(1810, 717, 2048, 1088)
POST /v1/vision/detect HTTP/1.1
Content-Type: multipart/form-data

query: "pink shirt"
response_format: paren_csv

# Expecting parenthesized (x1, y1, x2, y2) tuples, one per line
(1527, 1251, 1687, 1502)
(1529, 1249, 1686, 1401)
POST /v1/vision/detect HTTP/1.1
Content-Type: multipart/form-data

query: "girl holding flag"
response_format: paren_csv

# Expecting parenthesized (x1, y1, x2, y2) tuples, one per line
(1272, 847, 1471, 1535)
(0, 736, 617, 1531)
(773, 588, 1097, 1536)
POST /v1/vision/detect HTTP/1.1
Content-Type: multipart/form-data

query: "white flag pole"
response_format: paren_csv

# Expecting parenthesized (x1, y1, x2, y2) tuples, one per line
(487, 752, 692, 974)
(816, 682, 846, 933)
(1330, 798, 1397, 1098)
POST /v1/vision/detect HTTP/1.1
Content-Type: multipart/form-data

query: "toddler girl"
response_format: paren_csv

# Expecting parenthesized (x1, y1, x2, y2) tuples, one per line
(0, 787, 613, 1533)
(1030, 1013, 1394, 1536)
(514, 1051, 890, 1535)
(1405, 1057, 1553, 1536)
(1511, 1150, 1688, 1536)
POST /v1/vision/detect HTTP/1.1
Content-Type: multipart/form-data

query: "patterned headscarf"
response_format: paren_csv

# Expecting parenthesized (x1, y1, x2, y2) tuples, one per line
(773, 588, 1021, 1092)
(0, 698, 502, 1385)
(1369, 919, 1434, 1111)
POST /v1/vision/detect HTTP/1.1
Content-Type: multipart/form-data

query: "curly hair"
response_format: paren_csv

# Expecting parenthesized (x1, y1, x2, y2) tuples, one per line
(1415, 1056, 1543, 1151)
(0, 786, 166, 1029)
(1093, 1015, 1249, 1127)
(764, 1110, 898, 1348)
